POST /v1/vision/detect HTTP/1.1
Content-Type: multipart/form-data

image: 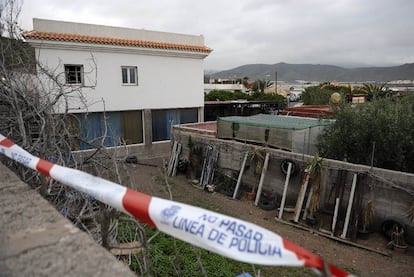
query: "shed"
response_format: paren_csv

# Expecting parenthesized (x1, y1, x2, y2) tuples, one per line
(217, 114, 335, 155)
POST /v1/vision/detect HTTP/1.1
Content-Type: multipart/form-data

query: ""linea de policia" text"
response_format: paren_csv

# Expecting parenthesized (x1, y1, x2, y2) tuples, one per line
(172, 214, 282, 257)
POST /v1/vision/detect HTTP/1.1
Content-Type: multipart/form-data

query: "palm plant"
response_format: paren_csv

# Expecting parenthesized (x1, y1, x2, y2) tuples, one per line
(307, 153, 323, 219)
(360, 200, 375, 232)
(360, 83, 391, 100)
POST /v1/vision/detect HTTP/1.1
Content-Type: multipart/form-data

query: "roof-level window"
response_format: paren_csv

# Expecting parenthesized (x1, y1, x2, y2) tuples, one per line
(122, 66, 138, 85)
(64, 64, 83, 85)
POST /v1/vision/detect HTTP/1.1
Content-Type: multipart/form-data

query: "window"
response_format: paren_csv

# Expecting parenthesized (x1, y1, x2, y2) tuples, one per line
(121, 66, 138, 85)
(74, 111, 144, 150)
(152, 108, 198, 142)
(64, 65, 83, 85)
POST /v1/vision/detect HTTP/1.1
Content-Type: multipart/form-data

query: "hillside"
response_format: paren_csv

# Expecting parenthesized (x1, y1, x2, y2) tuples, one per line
(209, 62, 414, 82)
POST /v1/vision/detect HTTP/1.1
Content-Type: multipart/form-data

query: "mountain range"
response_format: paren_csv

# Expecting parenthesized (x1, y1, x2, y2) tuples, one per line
(209, 63, 414, 82)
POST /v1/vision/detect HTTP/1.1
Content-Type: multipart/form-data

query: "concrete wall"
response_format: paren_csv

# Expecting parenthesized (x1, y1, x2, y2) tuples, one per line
(0, 162, 136, 277)
(33, 46, 205, 113)
(74, 140, 171, 161)
(172, 126, 414, 242)
(28, 19, 208, 114)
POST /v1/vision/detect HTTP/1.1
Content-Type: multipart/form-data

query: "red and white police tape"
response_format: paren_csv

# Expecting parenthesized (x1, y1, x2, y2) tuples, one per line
(0, 134, 353, 277)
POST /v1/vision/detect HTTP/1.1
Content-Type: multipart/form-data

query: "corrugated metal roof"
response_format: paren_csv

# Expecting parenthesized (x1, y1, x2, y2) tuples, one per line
(218, 114, 335, 130)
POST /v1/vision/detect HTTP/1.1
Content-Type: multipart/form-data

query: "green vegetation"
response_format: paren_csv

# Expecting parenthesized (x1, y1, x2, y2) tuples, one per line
(301, 82, 393, 105)
(317, 95, 414, 173)
(147, 227, 252, 276)
(118, 221, 314, 277)
(250, 91, 285, 101)
(359, 83, 392, 101)
(205, 89, 286, 103)
(205, 90, 249, 101)
(122, 225, 311, 276)
(116, 187, 312, 276)
(301, 83, 352, 105)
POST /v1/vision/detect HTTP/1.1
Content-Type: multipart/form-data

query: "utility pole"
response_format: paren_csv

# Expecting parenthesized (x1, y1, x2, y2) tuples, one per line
(275, 70, 277, 93)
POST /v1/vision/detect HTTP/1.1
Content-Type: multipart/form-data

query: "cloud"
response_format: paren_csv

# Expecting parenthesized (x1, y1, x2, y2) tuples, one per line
(19, 0, 414, 70)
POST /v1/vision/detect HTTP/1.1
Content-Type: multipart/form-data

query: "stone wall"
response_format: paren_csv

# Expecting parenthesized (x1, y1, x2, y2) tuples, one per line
(0, 163, 136, 277)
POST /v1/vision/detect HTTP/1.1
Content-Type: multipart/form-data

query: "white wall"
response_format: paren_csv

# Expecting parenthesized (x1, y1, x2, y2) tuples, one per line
(36, 47, 205, 113)
(33, 18, 205, 46)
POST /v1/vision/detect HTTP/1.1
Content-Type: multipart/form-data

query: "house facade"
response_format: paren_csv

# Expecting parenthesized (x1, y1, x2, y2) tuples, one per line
(24, 18, 212, 155)
(204, 83, 249, 94)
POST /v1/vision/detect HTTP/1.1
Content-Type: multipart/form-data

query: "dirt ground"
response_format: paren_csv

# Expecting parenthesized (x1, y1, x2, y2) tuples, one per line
(125, 159, 414, 277)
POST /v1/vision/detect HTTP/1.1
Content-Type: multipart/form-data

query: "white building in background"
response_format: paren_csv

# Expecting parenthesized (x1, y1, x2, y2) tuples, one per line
(204, 83, 249, 94)
(25, 18, 212, 155)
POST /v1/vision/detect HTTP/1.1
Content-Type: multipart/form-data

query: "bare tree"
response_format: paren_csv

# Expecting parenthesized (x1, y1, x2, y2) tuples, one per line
(0, 2, 155, 274)
(1, 3, 222, 275)
(1, 0, 79, 180)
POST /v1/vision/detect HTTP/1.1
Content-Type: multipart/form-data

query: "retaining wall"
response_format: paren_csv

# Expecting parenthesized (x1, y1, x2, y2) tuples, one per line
(172, 125, 414, 243)
(73, 140, 171, 161)
(0, 162, 136, 277)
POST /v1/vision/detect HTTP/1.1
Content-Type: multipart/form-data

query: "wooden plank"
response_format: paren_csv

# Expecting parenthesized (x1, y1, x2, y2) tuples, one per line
(332, 197, 340, 233)
(200, 145, 219, 189)
(274, 217, 391, 257)
(167, 141, 178, 176)
(302, 186, 313, 220)
(210, 146, 219, 184)
(200, 146, 210, 187)
(254, 152, 270, 206)
(278, 162, 293, 219)
(172, 143, 182, 176)
(293, 171, 310, 223)
(341, 173, 358, 239)
(201, 146, 210, 187)
(233, 152, 248, 199)
(110, 241, 143, 256)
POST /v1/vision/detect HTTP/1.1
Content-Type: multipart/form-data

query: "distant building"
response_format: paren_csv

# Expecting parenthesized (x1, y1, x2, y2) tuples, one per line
(204, 83, 248, 94)
(25, 18, 212, 155)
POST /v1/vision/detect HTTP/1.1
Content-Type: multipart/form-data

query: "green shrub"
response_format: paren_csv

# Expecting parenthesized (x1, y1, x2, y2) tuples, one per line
(318, 95, 414, 173)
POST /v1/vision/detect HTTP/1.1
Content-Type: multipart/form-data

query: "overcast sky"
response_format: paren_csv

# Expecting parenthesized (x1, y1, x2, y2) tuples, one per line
(17, 0, 414, 71)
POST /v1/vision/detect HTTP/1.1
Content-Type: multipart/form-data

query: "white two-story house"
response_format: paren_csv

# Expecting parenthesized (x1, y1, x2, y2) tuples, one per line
(24, 18, 212, 156)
